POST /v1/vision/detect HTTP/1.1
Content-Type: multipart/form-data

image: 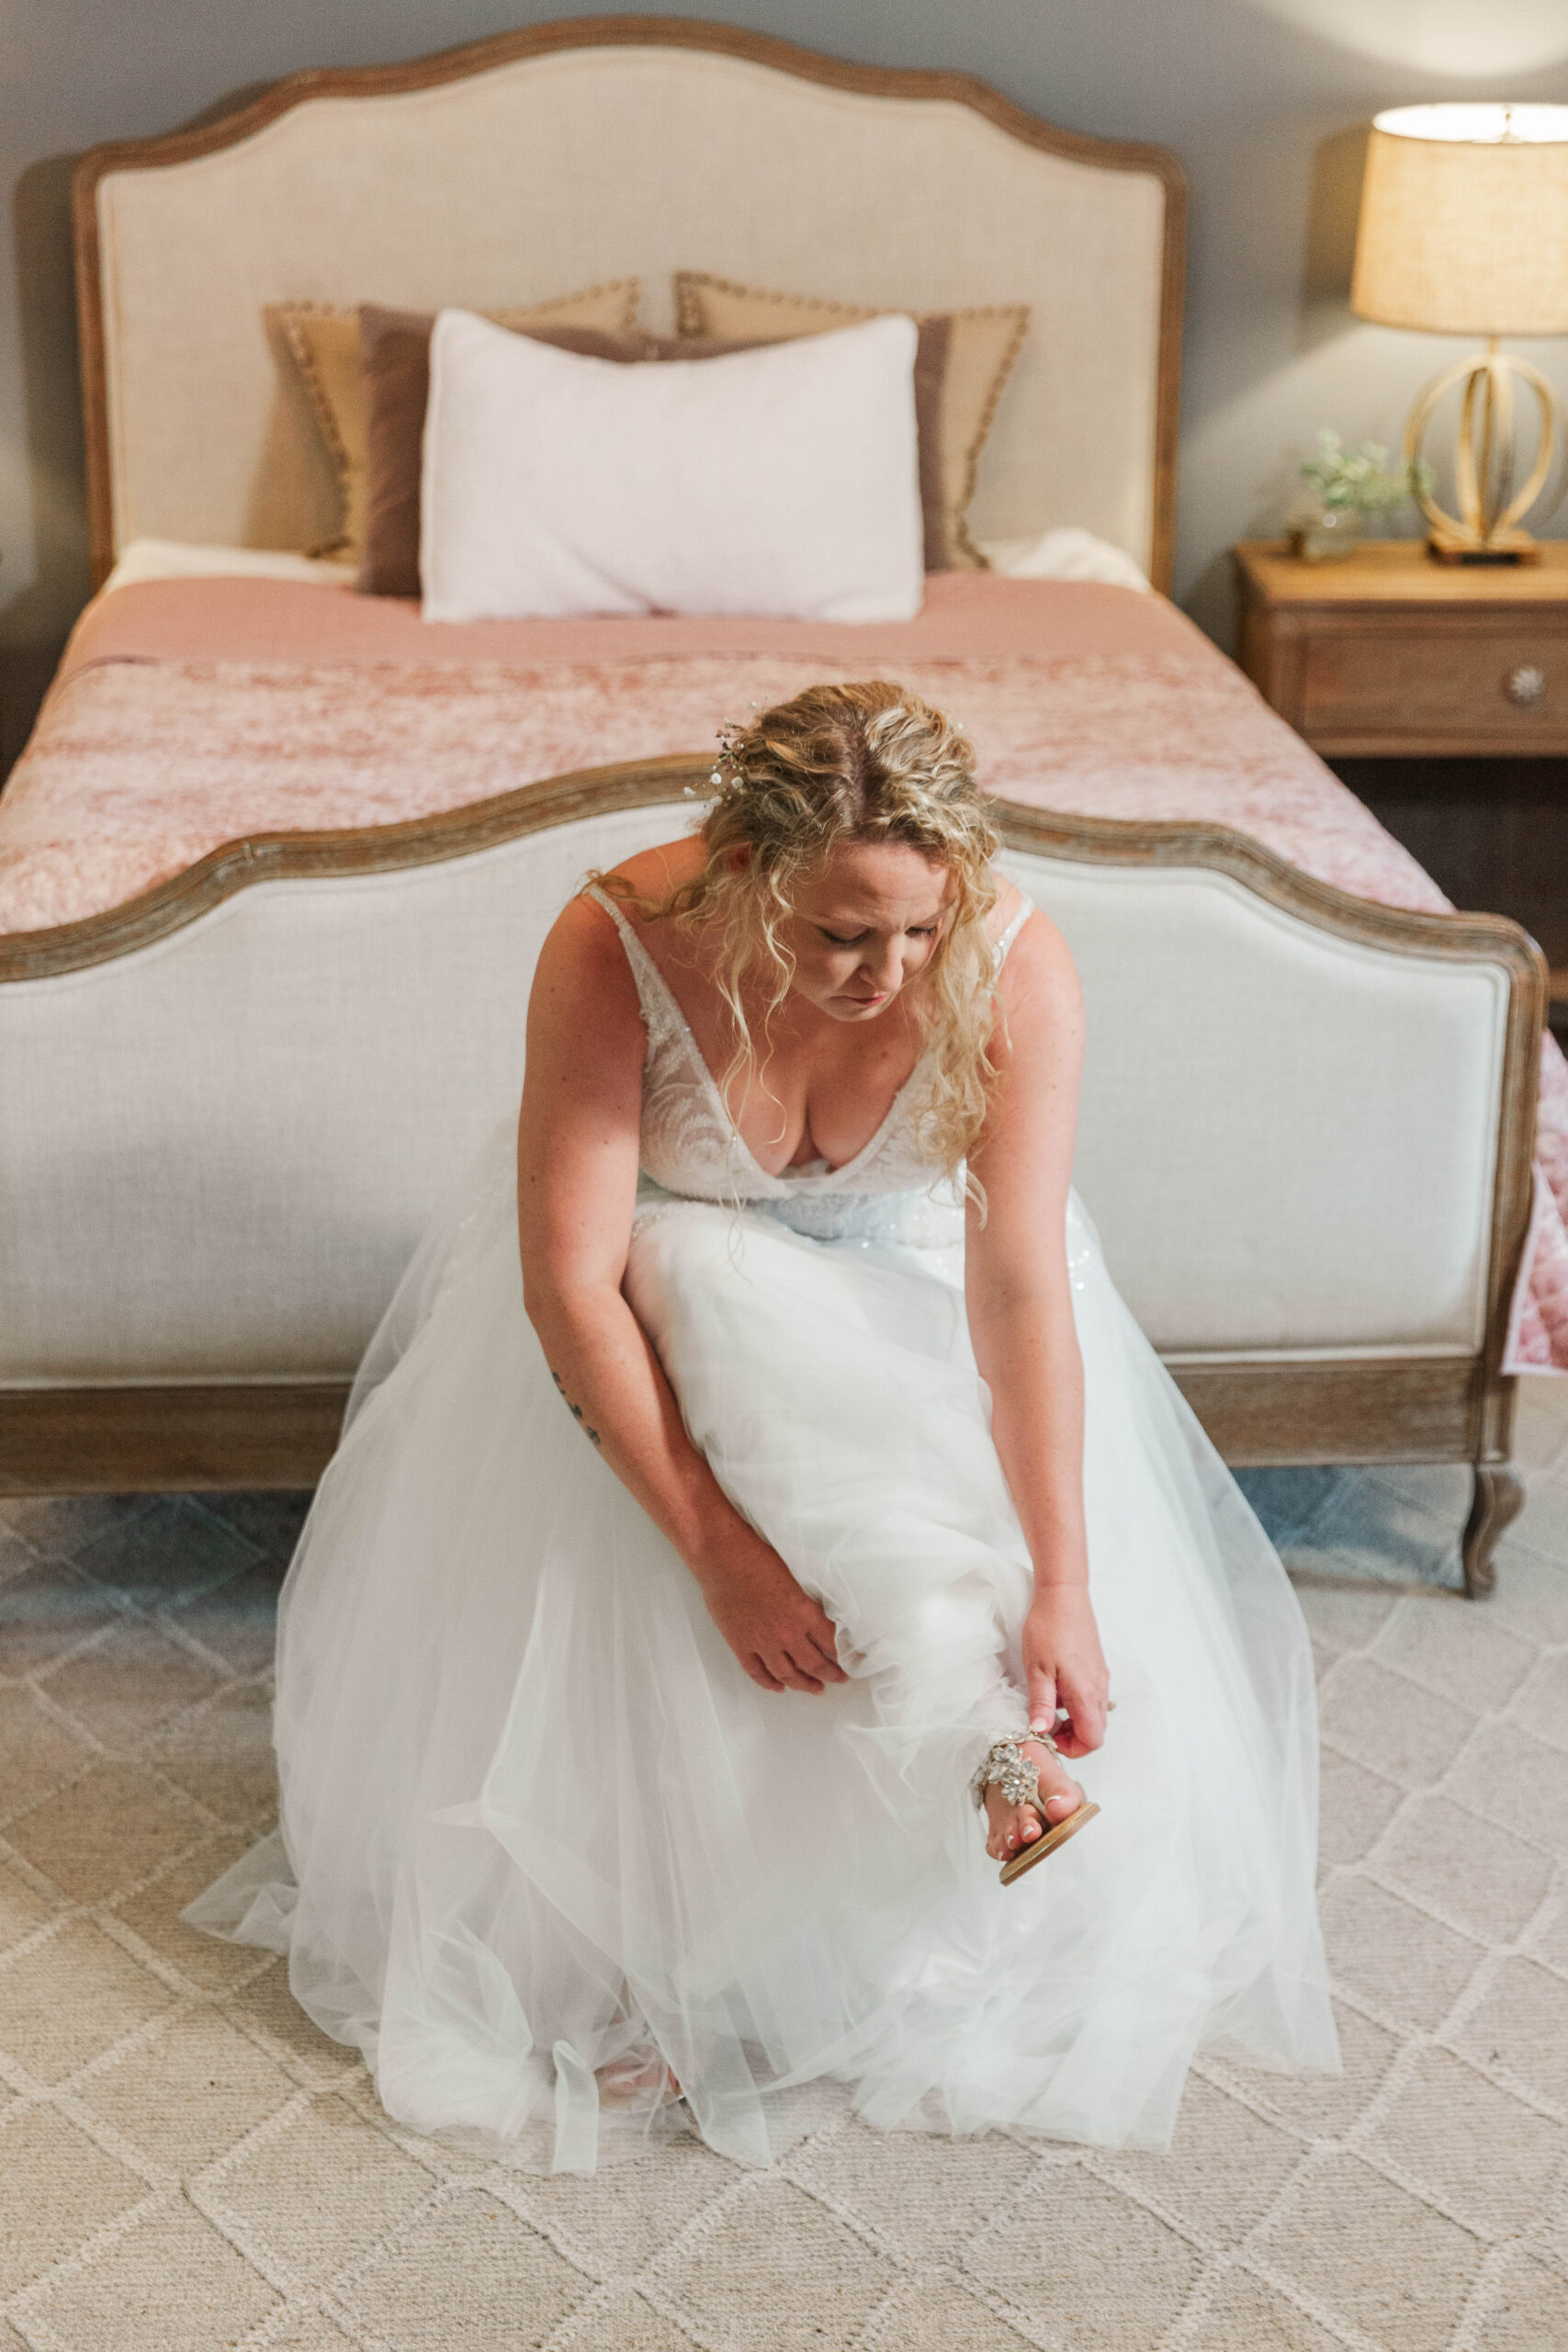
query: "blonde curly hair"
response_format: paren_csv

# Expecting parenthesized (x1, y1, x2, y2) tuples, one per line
(593, 679, 1004, 1182)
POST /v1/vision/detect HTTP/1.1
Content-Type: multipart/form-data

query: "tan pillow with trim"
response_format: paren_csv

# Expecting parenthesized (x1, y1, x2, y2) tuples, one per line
(274, 280, 641, 559)
(673, 274, 1026, 571)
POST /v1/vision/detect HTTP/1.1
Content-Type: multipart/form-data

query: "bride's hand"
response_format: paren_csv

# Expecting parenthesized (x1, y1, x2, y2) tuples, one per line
(695, 1527, 849, 1696)
(1023, 1585, 1109, 1758)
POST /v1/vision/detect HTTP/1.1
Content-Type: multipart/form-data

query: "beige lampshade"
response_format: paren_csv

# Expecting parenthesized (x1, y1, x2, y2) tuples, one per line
(1352, 104, 1568, 338)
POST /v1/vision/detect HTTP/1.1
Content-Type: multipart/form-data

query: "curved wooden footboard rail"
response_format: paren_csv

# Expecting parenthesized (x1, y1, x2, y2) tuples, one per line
(0, 768, 1547, 1575)
(0, 755, 1548, 1002)
(0, 753, 713, 981)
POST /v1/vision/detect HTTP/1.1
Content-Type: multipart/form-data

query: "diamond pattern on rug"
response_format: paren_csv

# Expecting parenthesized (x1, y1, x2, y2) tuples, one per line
(1, 1376, 1566, 2352)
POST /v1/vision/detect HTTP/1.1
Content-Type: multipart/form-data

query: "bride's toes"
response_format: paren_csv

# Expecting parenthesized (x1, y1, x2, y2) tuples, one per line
(999, 1809, 1039, 1857)
(979, 1737, 1085, 1865)
(984, 1790, 1044, 1859)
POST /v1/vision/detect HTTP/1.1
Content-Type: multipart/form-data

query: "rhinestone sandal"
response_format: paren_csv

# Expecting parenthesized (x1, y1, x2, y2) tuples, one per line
(971, 1726, 1100, 1886)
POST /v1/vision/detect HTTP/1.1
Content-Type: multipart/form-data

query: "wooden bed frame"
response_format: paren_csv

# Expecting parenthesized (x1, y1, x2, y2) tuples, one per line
(0, 765, 1543, 1596)
(0, 19, 1539, 1597)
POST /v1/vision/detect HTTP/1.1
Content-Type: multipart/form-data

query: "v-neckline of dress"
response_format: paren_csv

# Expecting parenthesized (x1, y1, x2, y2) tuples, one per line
(630, 940, 931, 1190)
(589, 882, 1030, 1193)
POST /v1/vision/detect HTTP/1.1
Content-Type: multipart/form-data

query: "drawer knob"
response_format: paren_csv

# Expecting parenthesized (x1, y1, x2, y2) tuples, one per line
(1505, 662, 1548, 707)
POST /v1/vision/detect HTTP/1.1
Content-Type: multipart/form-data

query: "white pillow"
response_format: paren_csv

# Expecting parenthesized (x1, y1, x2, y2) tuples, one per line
(421, 309, 923, 624)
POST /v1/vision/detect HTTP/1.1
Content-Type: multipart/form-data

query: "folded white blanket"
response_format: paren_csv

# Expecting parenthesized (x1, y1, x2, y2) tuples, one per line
(980, 526, 1150, 592)
(101, 527, 1150, 602)
(101, 540, 355, 594)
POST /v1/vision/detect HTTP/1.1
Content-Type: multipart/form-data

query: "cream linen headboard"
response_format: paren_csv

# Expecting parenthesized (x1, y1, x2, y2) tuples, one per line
(73, 17, 1185, 590)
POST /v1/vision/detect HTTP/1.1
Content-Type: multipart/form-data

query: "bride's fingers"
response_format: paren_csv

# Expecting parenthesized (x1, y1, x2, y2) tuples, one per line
(772, 1647, 828, 1694)
(807, 1631, 849, 1682)
(1050, 1705, 1100, 1758)
(1025, 1665, 1057, 1730)
(1057, 1673, 1108, 1752)
(802, 1600, 848, 1676)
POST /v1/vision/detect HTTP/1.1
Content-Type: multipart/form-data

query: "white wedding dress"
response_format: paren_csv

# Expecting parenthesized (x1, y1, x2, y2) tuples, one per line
(188, 889, 1338, 2172)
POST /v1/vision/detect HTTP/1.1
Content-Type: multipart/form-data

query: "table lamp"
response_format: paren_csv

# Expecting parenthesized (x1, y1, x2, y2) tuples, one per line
(1351, 103, 1568, 562)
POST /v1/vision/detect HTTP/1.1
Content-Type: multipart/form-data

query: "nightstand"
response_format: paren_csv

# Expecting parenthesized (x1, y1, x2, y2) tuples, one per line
(1234, 540, 1568, 757)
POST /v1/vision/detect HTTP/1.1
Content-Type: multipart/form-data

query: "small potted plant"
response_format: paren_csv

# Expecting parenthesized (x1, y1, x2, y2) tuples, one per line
(1287, 428, 1426, 560)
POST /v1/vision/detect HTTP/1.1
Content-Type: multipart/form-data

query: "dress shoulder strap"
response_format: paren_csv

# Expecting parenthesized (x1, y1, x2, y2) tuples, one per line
(995, 894, 1032, 964)
(582, 884, 686, 1042)
(582, 881, 636, 944)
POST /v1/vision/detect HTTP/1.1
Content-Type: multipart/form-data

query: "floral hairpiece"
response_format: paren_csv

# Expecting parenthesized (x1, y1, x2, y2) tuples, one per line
(709, 718, 751, 793)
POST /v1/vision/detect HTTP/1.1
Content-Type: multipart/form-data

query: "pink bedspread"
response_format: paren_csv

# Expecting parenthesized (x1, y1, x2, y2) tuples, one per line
(4, 571, 1564, 1368)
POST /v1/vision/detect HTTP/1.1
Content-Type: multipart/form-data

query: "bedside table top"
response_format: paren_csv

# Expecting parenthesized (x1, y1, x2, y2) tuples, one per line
(1235, 539, 1568, 607)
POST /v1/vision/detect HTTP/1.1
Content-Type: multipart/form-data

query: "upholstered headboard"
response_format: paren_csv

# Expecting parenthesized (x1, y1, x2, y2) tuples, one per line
(73, 17, 1185, 590)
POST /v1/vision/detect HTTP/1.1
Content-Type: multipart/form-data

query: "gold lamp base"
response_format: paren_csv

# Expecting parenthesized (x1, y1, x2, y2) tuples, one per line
(1405, 342, 1561, 563)
(1426, 527, 1541, 566)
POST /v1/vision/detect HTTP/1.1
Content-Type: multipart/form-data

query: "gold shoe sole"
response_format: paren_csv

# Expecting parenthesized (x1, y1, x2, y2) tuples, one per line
(998, 1800, 1100, 1886)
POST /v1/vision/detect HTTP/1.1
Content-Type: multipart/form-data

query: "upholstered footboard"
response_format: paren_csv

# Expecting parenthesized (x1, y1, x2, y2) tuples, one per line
(0, 762, 1543, 1591)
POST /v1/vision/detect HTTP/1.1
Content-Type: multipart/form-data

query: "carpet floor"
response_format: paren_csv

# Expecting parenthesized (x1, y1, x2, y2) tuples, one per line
(4, 1388, 1568, 2352)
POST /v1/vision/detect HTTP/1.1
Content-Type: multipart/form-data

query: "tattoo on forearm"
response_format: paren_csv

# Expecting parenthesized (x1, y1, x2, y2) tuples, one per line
(550, 1369, 602, 1446)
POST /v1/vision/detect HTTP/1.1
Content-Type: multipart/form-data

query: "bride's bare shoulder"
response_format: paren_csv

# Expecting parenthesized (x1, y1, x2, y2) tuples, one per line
(987, 873, 1078, 1002)
(535, 834, 704, 1014)
(599, 835, 707, 913)
(987, 874, 1060, 962)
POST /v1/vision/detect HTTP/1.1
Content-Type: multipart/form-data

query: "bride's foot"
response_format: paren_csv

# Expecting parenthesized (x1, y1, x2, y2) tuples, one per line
(596, 2051, 682, 2107)
(981, 1733, 1085, 1864)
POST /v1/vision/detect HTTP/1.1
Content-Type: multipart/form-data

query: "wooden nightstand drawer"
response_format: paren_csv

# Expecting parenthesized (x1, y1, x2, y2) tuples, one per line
(1301, 624, 1568, 748)
(1234, 541, 1568, 756)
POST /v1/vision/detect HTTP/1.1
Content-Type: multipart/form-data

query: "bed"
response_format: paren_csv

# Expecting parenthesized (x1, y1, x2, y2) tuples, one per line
(0, 18, 1549, 1597)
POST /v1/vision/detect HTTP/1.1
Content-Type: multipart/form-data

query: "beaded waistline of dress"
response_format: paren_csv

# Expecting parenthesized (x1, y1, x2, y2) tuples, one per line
(633, 1173, 967, 1250)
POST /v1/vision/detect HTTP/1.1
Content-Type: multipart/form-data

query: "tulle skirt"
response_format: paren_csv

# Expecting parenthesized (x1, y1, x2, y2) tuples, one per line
(187, 1126, 1337, 2171)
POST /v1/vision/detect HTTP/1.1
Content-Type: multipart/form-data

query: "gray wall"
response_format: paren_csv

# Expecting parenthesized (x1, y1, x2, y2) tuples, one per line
(6, 0, 1568, 763)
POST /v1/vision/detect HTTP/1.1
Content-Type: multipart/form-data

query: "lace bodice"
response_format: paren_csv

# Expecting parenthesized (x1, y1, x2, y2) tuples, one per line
(587, 887, 1029, 1247)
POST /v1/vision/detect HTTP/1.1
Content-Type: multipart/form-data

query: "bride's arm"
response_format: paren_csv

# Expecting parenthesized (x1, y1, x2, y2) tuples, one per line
(964, 910, 1109, 1759)
(517, 896, 845, 1697)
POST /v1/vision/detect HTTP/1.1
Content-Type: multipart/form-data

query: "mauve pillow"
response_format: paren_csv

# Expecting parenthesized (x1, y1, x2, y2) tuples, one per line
(358, 305, 952, 597)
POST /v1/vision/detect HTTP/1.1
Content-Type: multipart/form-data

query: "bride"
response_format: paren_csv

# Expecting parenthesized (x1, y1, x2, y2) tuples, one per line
(189, 680, 1337, 2171)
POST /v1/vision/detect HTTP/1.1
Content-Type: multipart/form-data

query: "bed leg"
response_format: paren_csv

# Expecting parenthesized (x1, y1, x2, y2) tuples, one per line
(1461, 1464, 1524, 1599)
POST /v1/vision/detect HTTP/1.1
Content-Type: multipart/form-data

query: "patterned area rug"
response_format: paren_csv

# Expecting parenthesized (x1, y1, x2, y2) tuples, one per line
(3, 1391, 1568, 2352)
